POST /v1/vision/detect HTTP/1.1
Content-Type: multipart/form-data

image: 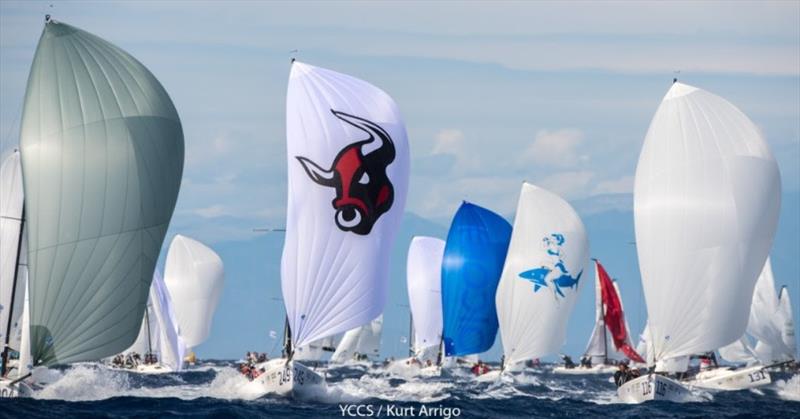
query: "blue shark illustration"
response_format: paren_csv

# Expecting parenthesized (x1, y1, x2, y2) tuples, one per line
(518, 233, 581, 298)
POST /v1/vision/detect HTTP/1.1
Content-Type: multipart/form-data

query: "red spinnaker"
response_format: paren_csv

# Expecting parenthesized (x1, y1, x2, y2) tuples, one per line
(596, 260, 645, 363)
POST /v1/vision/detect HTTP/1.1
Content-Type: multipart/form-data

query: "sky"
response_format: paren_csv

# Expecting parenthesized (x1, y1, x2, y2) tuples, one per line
(0, 1, 798, 360)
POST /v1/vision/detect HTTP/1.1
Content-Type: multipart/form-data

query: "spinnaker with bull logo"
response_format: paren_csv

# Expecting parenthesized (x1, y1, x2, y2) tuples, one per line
(254, 61, 408, 399)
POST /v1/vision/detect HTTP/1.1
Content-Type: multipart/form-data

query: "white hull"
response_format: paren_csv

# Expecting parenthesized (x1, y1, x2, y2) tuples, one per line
(241, 359, 325, 398)
(108, 363, 175, 375)
(0, 378, 33, 398)
(685, 366, 771, 391)
(553, 364, 617, 375)
(617, 374, 694, 403)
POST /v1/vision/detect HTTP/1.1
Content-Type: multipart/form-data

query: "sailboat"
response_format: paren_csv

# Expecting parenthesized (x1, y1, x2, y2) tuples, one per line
(7, 17, 183, 397)
(113, 271, 186, 374)
(704, 258, 794, 389)
(441, 202, 512, 373)
(0, 150, 33, 397)
(495, 183, 589, 375)
(240, 61, 409, 397)
(163, 235, 225, 366)
(554, 259, 644, 374)
(330, 315, 383, 364)
(618, 81, 781, 403)
(405, 236, 445, 370)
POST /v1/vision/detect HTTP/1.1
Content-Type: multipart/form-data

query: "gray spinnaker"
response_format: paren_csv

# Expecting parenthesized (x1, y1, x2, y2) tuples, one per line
(19, 20, 184, 365)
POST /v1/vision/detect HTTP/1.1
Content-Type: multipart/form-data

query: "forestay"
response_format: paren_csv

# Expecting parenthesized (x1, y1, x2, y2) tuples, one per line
(442, 202, 512, 357)
(0, 151, 25, 353)
(634, 82, 781, 364)
(164, 235, 225, 349)
(406, 236, 445, 355)
(282, 61, 409, 349)
(496, 183, 588, 365)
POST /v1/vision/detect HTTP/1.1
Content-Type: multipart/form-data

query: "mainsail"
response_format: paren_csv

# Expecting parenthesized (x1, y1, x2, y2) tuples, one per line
(282, 61, 409, 350)
(164, 235, 225, 349)
(442, 202, 512, 357)
(748, 258, 793, 364)
(0, 150, 26, 372)
(778, 286, 797, 360)
(20, 20, 184, 365)
(294, 336, 337, 361)
(127, 272, 186, 371)
(582, 260, 643, 363)
(330, 315, 383, 363)
(496, 183, 588, 365)
(634, 82, 781, 364)
(406, 236, 445, 357)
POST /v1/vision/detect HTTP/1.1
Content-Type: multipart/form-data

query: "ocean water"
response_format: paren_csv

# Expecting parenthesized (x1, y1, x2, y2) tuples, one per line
(1, 361, 798, 418)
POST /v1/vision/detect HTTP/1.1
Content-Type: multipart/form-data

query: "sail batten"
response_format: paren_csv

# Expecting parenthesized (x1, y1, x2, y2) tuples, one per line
(634, 82, 780, 363)
(20, 20, 183, 365)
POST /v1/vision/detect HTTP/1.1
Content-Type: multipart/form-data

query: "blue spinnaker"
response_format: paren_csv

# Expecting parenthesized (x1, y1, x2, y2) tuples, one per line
(441, 202, 512, 357)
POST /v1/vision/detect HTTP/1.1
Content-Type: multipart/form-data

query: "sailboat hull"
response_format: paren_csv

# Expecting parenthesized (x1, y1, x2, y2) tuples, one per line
(685, 366, 771, 391)
(553, 364, 617, 375)
(0, 378, 33, 398)
(242, 359, 325, 398)
(617, 374, 694, 403)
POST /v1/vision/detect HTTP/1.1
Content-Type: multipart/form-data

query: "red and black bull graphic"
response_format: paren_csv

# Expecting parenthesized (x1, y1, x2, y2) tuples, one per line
(296, 110, 395, 235)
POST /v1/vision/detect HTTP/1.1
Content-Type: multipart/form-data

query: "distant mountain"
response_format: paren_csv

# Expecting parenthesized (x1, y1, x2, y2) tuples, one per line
(189, 191, 800, 362)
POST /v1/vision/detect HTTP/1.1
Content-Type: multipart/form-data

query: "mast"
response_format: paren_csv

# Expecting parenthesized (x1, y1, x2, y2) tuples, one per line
(408, 313, 414, 357)
(144, 304, 153, 357)
(1, 205, 24, 377)
(282, 315, 292, 359)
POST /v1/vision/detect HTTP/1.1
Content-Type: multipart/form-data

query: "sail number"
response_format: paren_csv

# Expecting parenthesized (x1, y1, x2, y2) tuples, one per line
(748, 370, 767, 383)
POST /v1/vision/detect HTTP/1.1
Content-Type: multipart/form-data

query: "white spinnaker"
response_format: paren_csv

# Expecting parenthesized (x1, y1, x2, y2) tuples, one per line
(0, 151, 25, 351)
(20, 20, 183, 365)
(164, 235, 224, 349)
(496, 183, 589, 365)
(331, 315, 383, 363)
(634, 82, 781, 364)
(778, 287, 797, 359)
(282, 61, 409, 349)
(406, 237, 444, 355)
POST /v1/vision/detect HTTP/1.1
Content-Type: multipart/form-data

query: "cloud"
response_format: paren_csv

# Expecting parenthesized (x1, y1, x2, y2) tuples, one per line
(592, 175, 635, 195)
(193, 204, 229, 218)
(521, 129, 589, 168)
(428, 128, 482, 172)
(535, 170, 595, 200)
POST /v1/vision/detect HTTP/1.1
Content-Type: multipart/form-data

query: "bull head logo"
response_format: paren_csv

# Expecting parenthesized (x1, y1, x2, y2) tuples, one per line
(296, 110, 395, 235)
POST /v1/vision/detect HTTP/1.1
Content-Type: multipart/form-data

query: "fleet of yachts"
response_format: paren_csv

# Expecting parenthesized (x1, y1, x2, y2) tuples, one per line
(0, 17, 796, 404)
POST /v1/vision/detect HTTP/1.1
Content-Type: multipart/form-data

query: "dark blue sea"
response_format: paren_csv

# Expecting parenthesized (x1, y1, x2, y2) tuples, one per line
(1, 361, 797, 418)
